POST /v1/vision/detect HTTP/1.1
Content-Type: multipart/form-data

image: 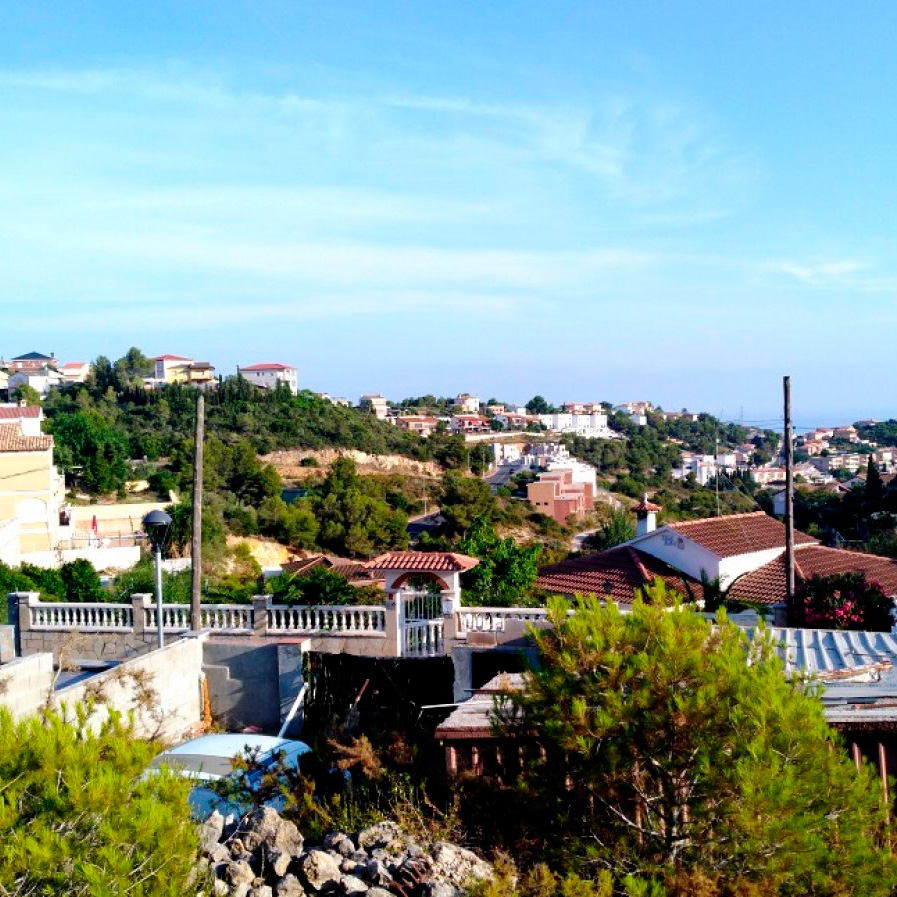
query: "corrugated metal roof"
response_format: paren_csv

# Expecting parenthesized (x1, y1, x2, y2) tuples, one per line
(750, 626, 897, 676)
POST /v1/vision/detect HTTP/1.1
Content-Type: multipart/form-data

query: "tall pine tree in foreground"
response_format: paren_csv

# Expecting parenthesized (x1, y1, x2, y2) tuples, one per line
(493, 590, 897, 895)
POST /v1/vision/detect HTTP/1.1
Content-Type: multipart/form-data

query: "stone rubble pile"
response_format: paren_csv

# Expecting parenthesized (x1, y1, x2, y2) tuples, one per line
(197, 807, 494, 897)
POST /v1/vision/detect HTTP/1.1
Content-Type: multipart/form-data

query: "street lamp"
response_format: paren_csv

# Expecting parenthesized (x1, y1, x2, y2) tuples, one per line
(143, 509, 172, 649)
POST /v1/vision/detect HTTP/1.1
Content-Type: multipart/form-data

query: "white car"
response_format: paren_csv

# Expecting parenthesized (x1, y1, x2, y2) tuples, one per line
(149, 733, 312, 818)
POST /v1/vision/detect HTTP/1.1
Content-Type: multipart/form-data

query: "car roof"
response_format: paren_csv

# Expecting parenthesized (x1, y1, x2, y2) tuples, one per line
(162, 733, 311, 759)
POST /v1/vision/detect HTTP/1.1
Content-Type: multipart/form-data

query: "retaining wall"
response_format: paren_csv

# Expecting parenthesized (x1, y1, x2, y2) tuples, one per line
(54, 634, 206, 740)
(0, 652, 54, 719)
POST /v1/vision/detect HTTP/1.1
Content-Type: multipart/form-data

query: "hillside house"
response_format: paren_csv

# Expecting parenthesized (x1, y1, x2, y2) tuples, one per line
(450, 415, 490, 434)
(7, 352, 57, 373)
(58, 361, 90, 384)
(395, 415, 439, 437)
(453, 394, 481, 414)
(527, 468, 594, 524)
(537, 412, 611, 437)
(237, 363, 298, 395)
(537, 503, 897, 622)
(0, 422, 63, 557)
(8, 368, 62, 398)
(359, 394, 389, 419)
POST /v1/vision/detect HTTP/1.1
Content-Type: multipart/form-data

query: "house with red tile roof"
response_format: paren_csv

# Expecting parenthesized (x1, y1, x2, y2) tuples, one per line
(395, 415, 439, 437)
(58, 362, 90, 384)
(537, 501, 897, 617)
(364, 551, 478, 603)
(0, 422, 62, 558)
(0, 404, 43, 437)
(237, 363, 298, 395)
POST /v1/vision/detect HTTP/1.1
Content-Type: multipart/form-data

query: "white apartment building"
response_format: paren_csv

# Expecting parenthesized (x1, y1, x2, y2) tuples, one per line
(537, 412, 614, 437)
(359, 394, 389, 419)
(237, 363, 298, 395)
(453, 393, 481, 414)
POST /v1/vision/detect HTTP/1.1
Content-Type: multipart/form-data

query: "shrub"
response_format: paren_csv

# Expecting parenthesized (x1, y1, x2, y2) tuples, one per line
(792, 571, 894, 630)
(0, 706, 198, 896)
(490, 591, 897, 893)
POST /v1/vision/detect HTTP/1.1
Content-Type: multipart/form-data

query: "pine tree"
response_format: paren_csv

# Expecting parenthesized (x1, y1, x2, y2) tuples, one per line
(866, 454, 884, 503)
(493, 592, 897, 894)
(0, 706, 198, 896)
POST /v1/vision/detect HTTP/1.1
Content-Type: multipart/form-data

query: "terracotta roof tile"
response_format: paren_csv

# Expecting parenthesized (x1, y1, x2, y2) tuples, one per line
(536, 546, 704, 605)
(281, 554, 381, 582)
(0, 406, 41, 419)
(239, 363, 295, 371)
(364, 551, 479, 573)
(727, 545, 897, 605)
(665, 511, 815, 558)
(0, 422, 52, 452)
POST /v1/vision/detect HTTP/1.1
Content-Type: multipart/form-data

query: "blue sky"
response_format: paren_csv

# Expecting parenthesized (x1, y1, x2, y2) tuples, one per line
(1, 2, 895, 424)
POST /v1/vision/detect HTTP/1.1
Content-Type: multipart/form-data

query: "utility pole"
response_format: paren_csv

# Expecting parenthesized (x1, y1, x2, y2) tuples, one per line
(191, 391, 205, 631)
(715, 435, 721, 517)
(783, 376, 795, 614)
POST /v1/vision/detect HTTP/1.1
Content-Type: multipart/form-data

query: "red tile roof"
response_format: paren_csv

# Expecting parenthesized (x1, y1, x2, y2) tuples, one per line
(663, 511, 816, 558)
(728, 545, 897, 605)
(0, 406, 41, 419)
(239, 363, 295, 371)
(364, 551, 479, 573)
(151, 354, 192, 361)
(281, 554, 381, 583)
(633, 498, 662, 513)
(536, 546, 704, 605)
(0, 422, 52, 452)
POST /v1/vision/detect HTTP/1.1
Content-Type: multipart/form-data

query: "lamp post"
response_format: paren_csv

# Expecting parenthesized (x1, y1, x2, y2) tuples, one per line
(143, 509, 172, 649)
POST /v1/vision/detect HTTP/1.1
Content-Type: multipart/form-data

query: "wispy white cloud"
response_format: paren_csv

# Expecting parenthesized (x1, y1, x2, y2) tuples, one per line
(0, 65, 756, 220)
(771, 258, 869, 286)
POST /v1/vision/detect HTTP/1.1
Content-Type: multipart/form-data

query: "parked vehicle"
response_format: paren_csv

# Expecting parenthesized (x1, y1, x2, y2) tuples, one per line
(149, 733, 312, 818)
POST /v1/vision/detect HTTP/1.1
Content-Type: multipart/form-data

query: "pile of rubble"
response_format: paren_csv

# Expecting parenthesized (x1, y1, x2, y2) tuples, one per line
(197, 807, 494, 897)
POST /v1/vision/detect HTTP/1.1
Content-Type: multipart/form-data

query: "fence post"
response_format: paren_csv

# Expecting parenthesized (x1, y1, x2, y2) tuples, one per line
(132, 594, 151, 635)
(441, 590, 458, 653)
(15, 592, 37, 634)
(384, 590, 403, 657)
(252, 594, 271, 636)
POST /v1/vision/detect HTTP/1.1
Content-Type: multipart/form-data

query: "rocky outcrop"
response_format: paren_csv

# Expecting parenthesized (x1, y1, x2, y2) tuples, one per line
(199, 809, 493, 897)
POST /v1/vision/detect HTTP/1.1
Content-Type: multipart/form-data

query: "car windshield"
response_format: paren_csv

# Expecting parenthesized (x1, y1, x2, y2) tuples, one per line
(149, 753, 237, 778)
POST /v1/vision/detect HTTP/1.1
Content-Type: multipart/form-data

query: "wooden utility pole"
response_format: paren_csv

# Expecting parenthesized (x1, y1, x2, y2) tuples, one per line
(191, 392, 205, 631)
(783, 376, 795, 612)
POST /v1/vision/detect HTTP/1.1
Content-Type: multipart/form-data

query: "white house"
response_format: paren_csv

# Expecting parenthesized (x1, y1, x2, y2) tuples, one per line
(0, 405, 44, 437)
(237, 363, 298, 395)
(453, 394, 481, 414)
(58, 362, 90, 384)
(626, 510, 816, 590)
(537, 412, 613, 437)
(8, 368, 62, 398)
(359, 394, 389, 419)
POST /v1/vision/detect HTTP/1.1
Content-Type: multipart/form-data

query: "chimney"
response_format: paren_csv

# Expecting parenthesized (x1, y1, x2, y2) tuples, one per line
(634, 493, 660, 537)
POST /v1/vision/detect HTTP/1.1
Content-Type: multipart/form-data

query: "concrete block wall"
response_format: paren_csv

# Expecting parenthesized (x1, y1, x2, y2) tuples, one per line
(54, 634, 206, 741)
(203, 640, 308, 735)
(0, 653, 54, 719)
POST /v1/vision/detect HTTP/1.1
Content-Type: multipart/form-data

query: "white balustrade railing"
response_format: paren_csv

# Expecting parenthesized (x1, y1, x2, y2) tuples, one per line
(456, 607, 551, 635)
(201, 604, 254, 632)
(30, 602, 133, 631)
(145, 604, 191, 632)
(403, 619, 444, 658)
(268, 604, 386, 634)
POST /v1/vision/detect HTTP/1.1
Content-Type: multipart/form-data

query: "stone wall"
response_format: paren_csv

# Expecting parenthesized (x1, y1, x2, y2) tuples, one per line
(54, 633, 206, 740)
(7, 591, 158, 662)
(0, 652, 54, 719)
(0, 635, 206, 741)
(203, 640, 307, 735)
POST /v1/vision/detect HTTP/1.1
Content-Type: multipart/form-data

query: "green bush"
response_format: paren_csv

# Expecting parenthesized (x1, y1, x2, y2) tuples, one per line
(490, 592, 897, 893)
(0, 706, 198, 896)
